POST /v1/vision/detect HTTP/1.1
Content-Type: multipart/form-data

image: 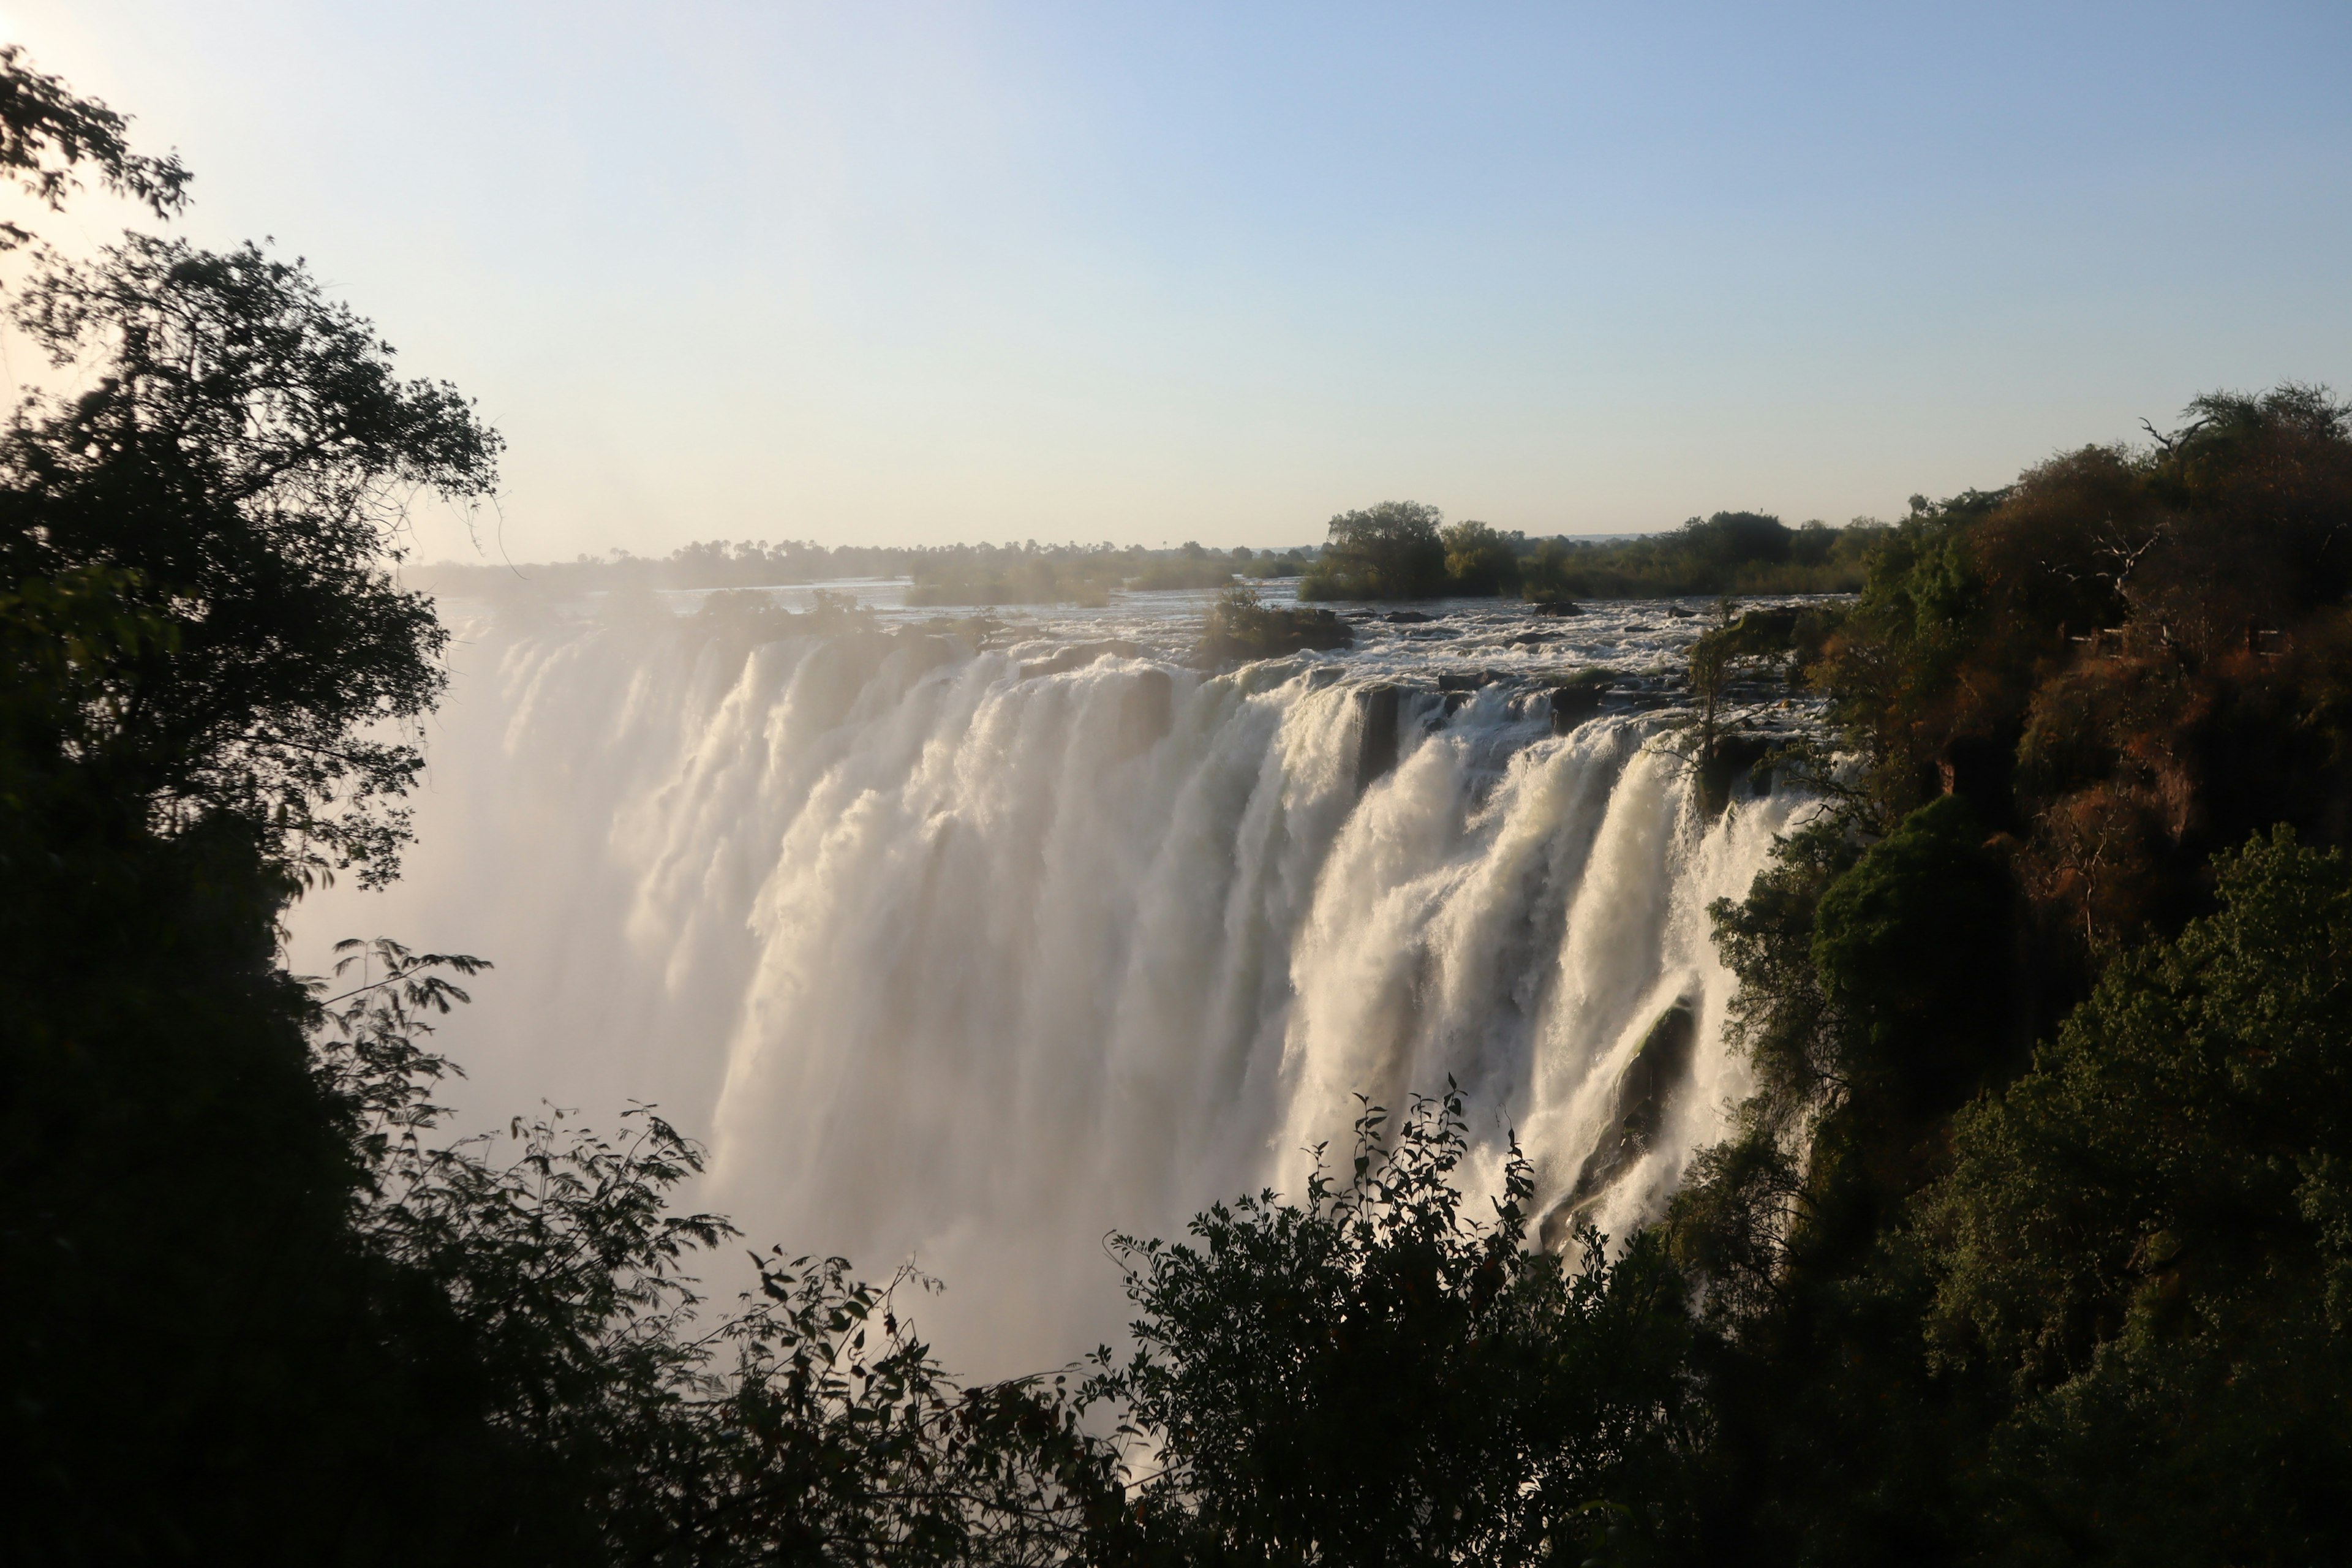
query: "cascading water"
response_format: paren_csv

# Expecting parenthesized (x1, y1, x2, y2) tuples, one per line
(290, 586, 1815, 1373)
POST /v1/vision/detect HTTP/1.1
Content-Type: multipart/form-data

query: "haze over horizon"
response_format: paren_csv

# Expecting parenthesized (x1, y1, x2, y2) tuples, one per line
(9, 1, 2350, 562)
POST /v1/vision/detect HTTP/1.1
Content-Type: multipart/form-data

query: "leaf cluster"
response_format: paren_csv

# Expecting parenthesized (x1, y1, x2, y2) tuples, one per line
(1921, 829, 2352, 1557)
(0, 45, 187, 249)
(1088, 1087, 1698, 1567)
(1, 235, 502, 882)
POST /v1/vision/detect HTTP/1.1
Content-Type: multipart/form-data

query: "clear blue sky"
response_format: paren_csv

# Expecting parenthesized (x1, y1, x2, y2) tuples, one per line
(9, 2, 2351, 557)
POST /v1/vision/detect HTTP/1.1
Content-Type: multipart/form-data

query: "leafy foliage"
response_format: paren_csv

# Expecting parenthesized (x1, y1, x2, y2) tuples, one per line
(1924, 829, 2352, 1559)
(1090, 1088, 1698, 1567)
(1297, 500, 1450, 600)
(2, 233, 502, 882)
(306, 951, 1130, 1567)
(1661, 383, 2352, 1564)
(0, 44, 187, 249)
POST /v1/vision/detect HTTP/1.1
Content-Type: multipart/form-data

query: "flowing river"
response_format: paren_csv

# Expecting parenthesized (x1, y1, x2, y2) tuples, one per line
(290, 582, 1817, 1373)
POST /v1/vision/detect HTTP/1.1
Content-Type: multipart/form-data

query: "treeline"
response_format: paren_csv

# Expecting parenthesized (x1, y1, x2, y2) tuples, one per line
(902, 541, 1313, 608)
(418, 538, 1319, 606)
(428, 514, 1876, 609)
(15, 47, 2352, 1567)
(1296, 501, 1880, 601)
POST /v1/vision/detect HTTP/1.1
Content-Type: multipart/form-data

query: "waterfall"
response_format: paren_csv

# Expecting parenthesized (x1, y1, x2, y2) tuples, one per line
(291, 605, 1808, 1373)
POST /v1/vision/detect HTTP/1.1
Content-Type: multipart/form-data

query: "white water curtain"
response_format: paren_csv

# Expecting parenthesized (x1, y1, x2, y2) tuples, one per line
(294, 616, 1804, 1373)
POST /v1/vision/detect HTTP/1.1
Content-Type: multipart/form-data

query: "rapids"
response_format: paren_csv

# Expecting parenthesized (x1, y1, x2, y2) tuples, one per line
(290, 585, 1818, 1373)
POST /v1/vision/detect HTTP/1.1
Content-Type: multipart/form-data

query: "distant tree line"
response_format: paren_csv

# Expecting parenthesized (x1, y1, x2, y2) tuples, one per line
(423, 511, 1877, 610)
(14, 46, 2352, 1568)
(1295, 500, 1880, 603)
(418, 538, 1321, 608)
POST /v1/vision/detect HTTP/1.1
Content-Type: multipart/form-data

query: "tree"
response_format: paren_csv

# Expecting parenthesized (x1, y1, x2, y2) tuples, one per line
(1, 43, 187, 251)
(1660, 798, 2018, 1566)
(1673, 511, 1790, 572)
(0, 47, 507, 1561)
(1926, 828, 2352, 1561)
(1440, 518, 1519, 596)
(3, 233, 502, 884)
(1089, 1088, 1699, 1566)
(1297, 500, 1449, 600)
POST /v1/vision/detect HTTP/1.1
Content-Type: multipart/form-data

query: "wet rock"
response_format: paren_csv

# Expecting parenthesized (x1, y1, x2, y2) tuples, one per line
(1384, 609, 1439, 624)
(1697, 731, 1777, 816)
(1548, 676, 1609, 735)
(1528, 600, 1584, 616)
(1120, 667, 1174, 756)
(1540, 999, 1698, 1248)
(1197, 601, 1353, 664)
(1355, 684, 1401, 791)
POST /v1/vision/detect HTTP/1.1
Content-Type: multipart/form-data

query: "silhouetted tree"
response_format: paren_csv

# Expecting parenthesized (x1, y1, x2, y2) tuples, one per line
(1090, 1089, 1700, 1566)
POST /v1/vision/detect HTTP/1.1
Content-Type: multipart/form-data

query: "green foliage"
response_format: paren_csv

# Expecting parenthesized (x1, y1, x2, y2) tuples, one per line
(1656, 800, 2022, 1564)
(1297, 500, 1450, 601)
(1439, 518, 1519, 596)
(314, 954, 1126, 1567)
(1924, 829, 2352, 1559)
(1520, 514, 1880, 602)
(1665, 818, 1860, 1319)
(1810, 796, 2017, 1115)
(1090, 1088, 1699, 1567)
(1808, 494, 2006, 821)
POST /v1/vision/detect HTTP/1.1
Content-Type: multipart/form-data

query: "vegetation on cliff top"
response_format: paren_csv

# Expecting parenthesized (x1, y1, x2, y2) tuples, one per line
(1657, 381, 2352, 1562)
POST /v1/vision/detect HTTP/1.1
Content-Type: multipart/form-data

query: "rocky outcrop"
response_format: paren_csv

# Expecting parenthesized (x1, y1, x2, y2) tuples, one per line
(1356, 684, 1401, 792)
(1540, 998, 1698, 1248)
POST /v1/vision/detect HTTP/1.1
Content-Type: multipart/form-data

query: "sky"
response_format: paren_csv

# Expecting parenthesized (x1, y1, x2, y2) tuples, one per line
(6, 1, 2351, 560)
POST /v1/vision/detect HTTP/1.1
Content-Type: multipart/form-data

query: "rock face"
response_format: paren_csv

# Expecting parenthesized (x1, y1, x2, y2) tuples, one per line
(1120, 668, 1173, 756)
(1540, 998, 1699, 1247)
(1355, 684, 1401, 792)
(1549, 679, 1608, 735)
(1697, 731, 1777, 816)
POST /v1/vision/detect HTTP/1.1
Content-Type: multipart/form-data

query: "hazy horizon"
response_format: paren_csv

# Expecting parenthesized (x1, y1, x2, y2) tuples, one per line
(10, 2, 2350, 565)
